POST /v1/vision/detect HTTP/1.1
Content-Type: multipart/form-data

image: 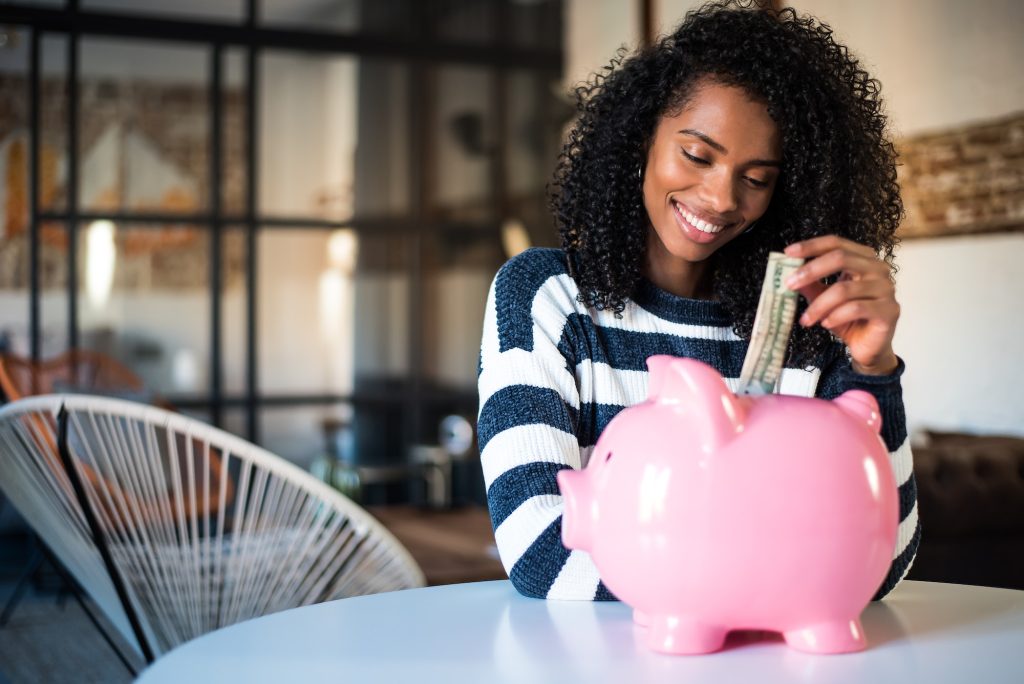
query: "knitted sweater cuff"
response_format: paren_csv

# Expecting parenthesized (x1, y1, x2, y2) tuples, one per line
(835, 354, 905, 389)
(833, 355, 906, 444)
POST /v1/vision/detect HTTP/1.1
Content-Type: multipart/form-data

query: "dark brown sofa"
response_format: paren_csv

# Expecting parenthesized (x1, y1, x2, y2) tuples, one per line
(905, 430, 1024, 590)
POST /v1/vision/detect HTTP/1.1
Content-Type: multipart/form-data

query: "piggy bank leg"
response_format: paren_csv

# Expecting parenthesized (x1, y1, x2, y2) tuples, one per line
(783, 618, 867, 654)
(648, 615, 728, 655)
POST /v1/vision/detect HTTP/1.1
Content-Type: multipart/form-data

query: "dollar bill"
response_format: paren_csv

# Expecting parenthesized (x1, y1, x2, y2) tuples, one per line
(737, 251, 805, 395)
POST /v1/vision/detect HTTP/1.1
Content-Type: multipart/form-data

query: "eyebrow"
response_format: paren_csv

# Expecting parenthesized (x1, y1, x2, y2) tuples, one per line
(677, 128, 782, 168)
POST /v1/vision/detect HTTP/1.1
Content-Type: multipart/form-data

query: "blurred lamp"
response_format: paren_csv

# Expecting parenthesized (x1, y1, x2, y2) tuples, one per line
(501, 218, 531, 259)
(85, 220, 116, 309)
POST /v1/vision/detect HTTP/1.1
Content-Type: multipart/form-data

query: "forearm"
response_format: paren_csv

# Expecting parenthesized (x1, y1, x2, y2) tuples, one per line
(817, 352, 920, 598)
(478, 387, 613, 600)
(478, 251, 614, 600)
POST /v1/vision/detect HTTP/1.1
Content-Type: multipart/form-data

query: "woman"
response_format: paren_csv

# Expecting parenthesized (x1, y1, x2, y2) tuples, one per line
(477, 0, 919, 600)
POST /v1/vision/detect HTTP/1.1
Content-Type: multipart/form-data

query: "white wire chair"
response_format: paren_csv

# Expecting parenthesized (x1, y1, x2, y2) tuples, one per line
(0, 394, 425, 663)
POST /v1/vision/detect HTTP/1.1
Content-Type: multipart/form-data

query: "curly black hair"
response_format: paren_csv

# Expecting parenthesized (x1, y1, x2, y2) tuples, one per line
(550, 0, 903, 367)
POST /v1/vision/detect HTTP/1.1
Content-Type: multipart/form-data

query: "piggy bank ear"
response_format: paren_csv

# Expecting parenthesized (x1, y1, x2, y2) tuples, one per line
(833, 390, 882, 434)
(646, 355, 746, 452)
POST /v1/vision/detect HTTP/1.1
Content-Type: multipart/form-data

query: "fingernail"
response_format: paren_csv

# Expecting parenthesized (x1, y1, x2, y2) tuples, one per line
(785, 274, 799, 290)
(785, 244, 800, 256)
(799, 313, 811, 326)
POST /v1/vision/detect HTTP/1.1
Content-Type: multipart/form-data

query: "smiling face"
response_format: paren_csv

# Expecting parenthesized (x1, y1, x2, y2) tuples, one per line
(642, 79, 782, 297)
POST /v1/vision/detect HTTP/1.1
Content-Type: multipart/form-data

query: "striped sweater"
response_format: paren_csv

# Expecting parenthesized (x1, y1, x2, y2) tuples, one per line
(478, 247, 920, 601)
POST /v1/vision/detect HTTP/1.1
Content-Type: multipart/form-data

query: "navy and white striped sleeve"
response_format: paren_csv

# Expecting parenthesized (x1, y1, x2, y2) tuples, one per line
(817, 348, 921, 599)
(477, 250, 609, 600)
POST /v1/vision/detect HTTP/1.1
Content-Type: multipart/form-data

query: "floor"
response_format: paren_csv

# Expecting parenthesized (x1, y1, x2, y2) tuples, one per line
(0, 506, 505, 682)
(0, 536, 143, 684)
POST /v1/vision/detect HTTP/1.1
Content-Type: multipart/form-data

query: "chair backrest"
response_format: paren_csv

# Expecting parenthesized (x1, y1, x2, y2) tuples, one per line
(0, 349, 148, 402)
(0, 394, 425, 659)
(0, 350, 232, 519)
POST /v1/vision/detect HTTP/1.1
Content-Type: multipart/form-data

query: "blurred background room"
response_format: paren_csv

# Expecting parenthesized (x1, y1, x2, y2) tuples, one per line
(0, 0, 1021, 680)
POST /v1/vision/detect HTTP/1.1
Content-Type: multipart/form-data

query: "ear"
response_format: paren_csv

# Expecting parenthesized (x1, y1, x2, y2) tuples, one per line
(833, 390, 882, 434)
(645, 355, 746, 452)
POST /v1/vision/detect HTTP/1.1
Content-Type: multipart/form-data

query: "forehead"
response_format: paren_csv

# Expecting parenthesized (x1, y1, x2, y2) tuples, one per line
(658, 80, 780, 154)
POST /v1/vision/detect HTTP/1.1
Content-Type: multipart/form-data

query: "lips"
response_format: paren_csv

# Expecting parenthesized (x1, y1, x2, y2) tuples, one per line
(670, 200, 736, 244)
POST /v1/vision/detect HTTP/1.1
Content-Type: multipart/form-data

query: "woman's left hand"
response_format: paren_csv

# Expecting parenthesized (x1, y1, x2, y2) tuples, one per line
(783, 235, 900, 375)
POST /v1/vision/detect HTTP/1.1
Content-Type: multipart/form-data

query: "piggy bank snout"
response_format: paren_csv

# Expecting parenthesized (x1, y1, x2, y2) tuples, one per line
(557, 469, 592, 551)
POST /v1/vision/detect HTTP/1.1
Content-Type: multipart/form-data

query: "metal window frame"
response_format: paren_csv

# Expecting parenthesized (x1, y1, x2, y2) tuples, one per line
(5, 0, 562, 462)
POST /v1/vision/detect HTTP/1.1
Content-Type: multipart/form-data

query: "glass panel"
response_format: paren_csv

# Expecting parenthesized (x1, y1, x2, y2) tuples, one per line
(506, 70, 560, 203)
(83, 0, 244, 22)
(259, 404, 349, 470)
(222, 48, 247, 217)
(256, 227, 410, 395)
(220, 407, 247, 441)
(430, 64, 495, 222)
(40, 34, 68, 213)
(508, 0, 563, 49)
(40, 221, 69, 356)
(76, 222, 210, 399)
(0, 222, 68, 361)
(259, 52, 410, 220)
(179, 406, 211, 424)
(504, 69, 563, 248)
(0, 229, 29, 356)
(420, 228, 503, 394)
(79, 37, 209, 214)
(260, 0, 416, 36)
(0, 26, 29, 354)
(430, 0, 495, 44)
(222, 225, 247, 395)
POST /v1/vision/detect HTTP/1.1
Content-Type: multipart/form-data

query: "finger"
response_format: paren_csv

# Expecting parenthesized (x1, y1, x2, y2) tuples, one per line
(785, 249, 888, 291)
(817, 299, 899, 331)
(799, 279, 893, 327)
(784, 235, 877, 260)
(793, 280, 826, 304)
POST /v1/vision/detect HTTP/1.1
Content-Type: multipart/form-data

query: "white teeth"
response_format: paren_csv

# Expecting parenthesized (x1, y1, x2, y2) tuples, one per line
(674, 202, 726, 234)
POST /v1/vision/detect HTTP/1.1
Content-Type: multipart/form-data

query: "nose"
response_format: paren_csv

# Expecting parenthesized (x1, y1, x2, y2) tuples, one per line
(699, 168, 739, 216)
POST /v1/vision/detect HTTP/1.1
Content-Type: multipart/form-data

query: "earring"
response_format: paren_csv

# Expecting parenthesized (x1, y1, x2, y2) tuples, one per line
(638, 166, 643, 181)
(743, 221, 758, 234)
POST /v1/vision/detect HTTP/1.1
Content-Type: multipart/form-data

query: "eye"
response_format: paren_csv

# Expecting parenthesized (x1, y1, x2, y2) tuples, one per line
(744, 176, 770, 189)
(682, 150, 709, 165)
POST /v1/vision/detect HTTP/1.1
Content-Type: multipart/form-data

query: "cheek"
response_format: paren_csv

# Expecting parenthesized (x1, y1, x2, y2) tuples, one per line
(646, 153, 696, 199)
(740, 183, 776, 217)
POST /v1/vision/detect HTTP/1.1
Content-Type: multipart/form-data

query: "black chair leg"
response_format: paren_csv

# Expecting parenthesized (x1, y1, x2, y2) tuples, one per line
(0, 538, 43, 626)
(37, 544, 141, 678)
(65, 581, 141, 677)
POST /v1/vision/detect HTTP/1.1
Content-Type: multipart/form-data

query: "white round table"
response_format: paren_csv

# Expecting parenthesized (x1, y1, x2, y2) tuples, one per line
(138, 580, 1024, 683)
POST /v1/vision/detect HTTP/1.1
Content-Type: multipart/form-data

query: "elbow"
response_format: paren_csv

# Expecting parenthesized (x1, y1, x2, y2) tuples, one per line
(507, 569, 550, 599)
(872, 517, 922, 601)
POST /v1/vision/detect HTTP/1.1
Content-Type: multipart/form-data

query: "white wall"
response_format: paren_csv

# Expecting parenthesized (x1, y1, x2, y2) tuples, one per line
(788, 0, 1024, 137)
(565, 0, 640, 89)
(795, 0, 1024, 437)
(570, 0, 1024, 437)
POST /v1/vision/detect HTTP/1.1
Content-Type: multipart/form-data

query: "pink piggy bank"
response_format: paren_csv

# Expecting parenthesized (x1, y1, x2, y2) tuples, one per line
(557, 355, 898, 655)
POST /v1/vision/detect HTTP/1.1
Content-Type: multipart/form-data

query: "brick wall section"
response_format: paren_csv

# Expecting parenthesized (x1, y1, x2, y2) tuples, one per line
(897, 112, 1024, 238)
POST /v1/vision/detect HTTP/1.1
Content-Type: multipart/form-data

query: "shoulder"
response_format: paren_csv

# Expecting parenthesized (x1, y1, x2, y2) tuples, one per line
(489, 249, 581, 353)
(496, 247, 571, 283)
(493, 248, 578, 310)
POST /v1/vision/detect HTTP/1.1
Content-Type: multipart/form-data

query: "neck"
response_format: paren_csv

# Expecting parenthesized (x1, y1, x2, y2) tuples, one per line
(644, 253, 714, 299)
